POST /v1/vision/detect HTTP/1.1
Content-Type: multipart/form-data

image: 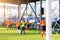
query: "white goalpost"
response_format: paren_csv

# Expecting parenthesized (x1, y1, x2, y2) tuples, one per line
(46, 0, 52, 40)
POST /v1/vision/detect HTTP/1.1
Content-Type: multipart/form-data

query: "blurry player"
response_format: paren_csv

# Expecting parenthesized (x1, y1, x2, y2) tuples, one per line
(16, 20, 21, 34)
(20, 20, 26, 34)
(10, 19, 13, 28)
(36, 22, 40, 33)
(6, 20, 11, 30)
(40, 18, 46, 37)
(26, 20, 30, 30)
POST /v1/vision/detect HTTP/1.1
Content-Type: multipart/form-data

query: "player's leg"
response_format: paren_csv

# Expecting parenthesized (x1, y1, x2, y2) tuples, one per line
(20, 27, 23, 34)
(42, 26, 46, 37)
(41, 26, 44, 37)
(24, 27, 25, 34)
(9, 25, 11, 30)
(18, 27, 20, 34)
(23, 27, 25, 34)
(36, 25, 39, 33)
(8, 25, 10, 30)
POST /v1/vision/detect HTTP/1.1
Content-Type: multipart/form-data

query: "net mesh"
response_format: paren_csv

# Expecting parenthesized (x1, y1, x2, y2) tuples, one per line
(51, 0, 60, 34)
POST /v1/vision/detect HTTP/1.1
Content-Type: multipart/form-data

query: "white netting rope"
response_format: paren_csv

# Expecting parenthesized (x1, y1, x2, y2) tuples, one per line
(51, 0, 60, 34)
(52, 22, 60, 34)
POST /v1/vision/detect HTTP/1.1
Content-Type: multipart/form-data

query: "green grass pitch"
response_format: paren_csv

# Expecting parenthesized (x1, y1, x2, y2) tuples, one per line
(0, 26, 60, 40)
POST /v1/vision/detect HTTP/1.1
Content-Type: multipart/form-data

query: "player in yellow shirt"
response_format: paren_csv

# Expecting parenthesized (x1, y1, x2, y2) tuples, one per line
(20, 20, 26, 34)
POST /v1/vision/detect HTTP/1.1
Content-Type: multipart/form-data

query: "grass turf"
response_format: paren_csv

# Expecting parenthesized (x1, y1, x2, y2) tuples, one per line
(0, 26, 60, 40)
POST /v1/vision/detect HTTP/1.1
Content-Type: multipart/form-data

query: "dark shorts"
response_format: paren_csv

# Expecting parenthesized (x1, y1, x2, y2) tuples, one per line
(22, 27, 25, 30)
(42, 26, 46, 31)
(10, 24, 12, 27)
(17, 26, 20, 29)
(8, 25, 11, 28)
(27, 25, 30, 28)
